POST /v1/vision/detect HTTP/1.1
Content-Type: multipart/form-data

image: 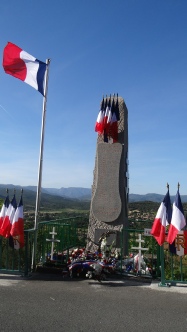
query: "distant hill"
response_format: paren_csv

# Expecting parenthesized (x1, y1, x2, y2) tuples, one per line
(0, 184, 91, 211)
(43, 187, 186, 203)
(0, 184, 92, 200)
(0, 184, 187, 205)
(44, 187, 92, 200)
(129, 193, 187, 203)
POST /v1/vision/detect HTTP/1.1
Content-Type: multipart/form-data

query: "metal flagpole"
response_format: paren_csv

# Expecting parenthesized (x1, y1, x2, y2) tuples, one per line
(32, 58, 51, 271)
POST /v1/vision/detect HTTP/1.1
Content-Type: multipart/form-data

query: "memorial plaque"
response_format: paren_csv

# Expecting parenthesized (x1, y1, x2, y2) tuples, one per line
(92, 142, 122, 222)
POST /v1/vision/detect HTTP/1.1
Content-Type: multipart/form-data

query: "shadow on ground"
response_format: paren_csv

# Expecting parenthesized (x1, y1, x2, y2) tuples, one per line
(0, 271, 154, 287)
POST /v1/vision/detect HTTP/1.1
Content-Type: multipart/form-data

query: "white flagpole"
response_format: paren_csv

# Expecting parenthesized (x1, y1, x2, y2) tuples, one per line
(32, 58, 51, 271)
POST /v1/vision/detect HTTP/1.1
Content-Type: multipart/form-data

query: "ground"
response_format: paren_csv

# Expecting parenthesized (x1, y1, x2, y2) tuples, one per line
(0, 273, 187, 332)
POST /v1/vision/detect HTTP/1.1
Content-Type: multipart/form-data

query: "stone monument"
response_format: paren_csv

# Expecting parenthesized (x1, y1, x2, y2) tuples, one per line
(86, 94, 129, 254)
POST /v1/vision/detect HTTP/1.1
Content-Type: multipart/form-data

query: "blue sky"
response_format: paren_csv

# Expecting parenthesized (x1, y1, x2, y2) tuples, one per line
(0, 0, 187, 195)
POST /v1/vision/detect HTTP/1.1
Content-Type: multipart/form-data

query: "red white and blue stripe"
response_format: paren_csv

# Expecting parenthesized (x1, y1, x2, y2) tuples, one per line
(95, 96, 120, 143)
(151, 189, 172, 245)
(95, 98, 105, 134)
(3, 42, 47, 96)
(10, 195, 24, 249)
(167, 190, 186, 244)
(110, 98, 119, 142)
(0, 195, 10, 229)
(0, 195, 17, 238)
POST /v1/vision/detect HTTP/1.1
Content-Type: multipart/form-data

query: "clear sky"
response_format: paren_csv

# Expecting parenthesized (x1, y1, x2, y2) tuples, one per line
(0, 0, 187, 195)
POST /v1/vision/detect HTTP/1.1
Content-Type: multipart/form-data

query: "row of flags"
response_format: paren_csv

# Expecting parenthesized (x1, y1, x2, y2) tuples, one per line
(95, 95, 120, 143)
(151, 188, 186, 246)
(3, 42, 47, 95)
(0, 194, 24, 250)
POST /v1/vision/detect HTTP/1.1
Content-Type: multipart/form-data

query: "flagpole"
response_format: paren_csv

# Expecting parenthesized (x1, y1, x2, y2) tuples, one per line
(32, 58, 51, 271)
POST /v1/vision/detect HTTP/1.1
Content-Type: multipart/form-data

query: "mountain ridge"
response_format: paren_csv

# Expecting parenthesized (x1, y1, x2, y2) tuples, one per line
(0, 184, 187, 203)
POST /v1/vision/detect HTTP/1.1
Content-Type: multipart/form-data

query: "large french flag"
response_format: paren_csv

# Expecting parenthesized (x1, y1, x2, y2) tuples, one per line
(151, 189, 172, 245)
(167, 190, 186, 244)
(0, 195, 17, 238)
(0, 195, 10, 229)
(3, 42, 47, 96)
(10, 195, 24, 249)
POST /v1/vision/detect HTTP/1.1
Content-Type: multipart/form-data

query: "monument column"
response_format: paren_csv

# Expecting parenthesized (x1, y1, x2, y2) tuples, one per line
(86, 95, 129, 255)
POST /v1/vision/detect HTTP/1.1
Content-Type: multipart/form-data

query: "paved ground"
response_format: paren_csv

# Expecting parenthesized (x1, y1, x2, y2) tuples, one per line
(0, 273, 187, 331)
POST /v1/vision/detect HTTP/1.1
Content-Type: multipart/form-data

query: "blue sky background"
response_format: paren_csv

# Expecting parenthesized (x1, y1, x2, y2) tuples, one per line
(0, 0, 187, 195)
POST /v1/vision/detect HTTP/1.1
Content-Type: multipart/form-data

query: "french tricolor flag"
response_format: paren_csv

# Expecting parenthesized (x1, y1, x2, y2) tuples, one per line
(167, 190, 186, 244)
(10, 195, 24, 249)
(0, 195, 17, 238)
(3, 42, 47, 96)
(95, 98, 105, 134)
(103, 98, 111, 132)
(151, 189, 172, 246)
(0, 195, 10, 229)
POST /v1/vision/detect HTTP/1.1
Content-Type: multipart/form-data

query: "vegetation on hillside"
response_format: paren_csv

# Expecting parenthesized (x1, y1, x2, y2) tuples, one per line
(0, 196, 186, 229)
(129, 200, 187, 220)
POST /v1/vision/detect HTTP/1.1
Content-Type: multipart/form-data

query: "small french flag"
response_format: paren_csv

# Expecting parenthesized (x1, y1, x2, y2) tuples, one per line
(151, 189, 172, 246)
(0, 195, 10, 228)
(3, 42, 47, 96)
(0, 195, 17, 238)
(10, 195, 24, 249)
(167, 190, 186, 244)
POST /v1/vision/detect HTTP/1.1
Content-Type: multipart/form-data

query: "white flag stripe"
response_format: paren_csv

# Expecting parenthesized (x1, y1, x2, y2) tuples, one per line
(155, 202, 166, 226)
(172, 202, 186, 231)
